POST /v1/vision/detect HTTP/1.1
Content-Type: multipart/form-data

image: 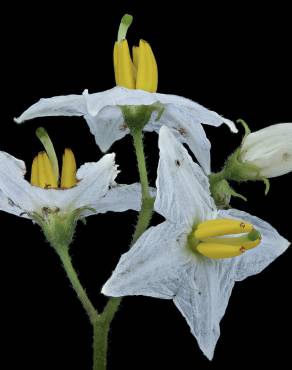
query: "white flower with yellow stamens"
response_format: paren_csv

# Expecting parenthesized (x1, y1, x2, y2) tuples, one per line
(14, 14, 237, 174)
(102, 126, 290, 360)
(0, 128, 145, 247)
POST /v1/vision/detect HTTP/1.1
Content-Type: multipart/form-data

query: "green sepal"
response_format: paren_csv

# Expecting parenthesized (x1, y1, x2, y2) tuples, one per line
(31, 206, 94, 250)
(209, 174, 247, 208)
(119, 102, 164, 134)
(236, 118, 251, 139)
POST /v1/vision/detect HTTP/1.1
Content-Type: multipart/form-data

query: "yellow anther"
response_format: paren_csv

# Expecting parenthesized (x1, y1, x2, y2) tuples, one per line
(114, 15, 158, 92)
(61, 148, 77, 189)
(113, 42, 120, 85)
(194, 219, 253, 240)
(30, 156, 39, 186)
(135, 40, 158, 92)
(197, 243, 246, 259)
(114, 40, 136, 89)
(191, 218, 262, 259)
(203, 236, 261, 250)
(37, 152, 57, 189)
(132, 45, 139, 70)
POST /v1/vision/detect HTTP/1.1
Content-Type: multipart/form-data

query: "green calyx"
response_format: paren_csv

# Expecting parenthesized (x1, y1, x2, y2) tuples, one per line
(119, 102, 164, 134)
(223, 149, 260, 182)
(31, 207, 92, 250)
(222, 148, 270, 195)
(209, 174, 247, 209)
(209, 146, 271, 207)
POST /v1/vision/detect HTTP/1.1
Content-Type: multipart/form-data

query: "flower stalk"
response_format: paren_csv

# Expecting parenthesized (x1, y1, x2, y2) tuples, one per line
(47, 125, 155, 369)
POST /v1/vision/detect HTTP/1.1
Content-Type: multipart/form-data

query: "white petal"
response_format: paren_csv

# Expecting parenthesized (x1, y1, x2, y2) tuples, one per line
(242, 123, 292, 152)
(83, 87, 158, 116)
(0, 189, 29, 218)
(14, 94, 87, 123)
(154, 92, 237, 133)
(15, 87, 236, 157)
(102, 221, 192, 299)
(246, 142, 292, 178)
(0, 151, 119, 218)
(241, 124, 292, 178)
(57, 154, 119, 214)
(174, 257, 236, 360)
(155, 126, 216, 228)
(92, 183, 156, 215)
(218, 209, 290, 281)
(0, 151, 49, 216)
(84, 106, 129, 152)
(145, 104, 212, 173)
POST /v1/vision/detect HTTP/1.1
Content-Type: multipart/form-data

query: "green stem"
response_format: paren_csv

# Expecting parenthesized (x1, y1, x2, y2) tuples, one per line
(132, 196, 154, 244)
(55, 128, 154, 369)
(93, 317, 109, 370)
(132, 129, 151, 199)
(92, 128, 155, 369)
(55, 245, 98, 324)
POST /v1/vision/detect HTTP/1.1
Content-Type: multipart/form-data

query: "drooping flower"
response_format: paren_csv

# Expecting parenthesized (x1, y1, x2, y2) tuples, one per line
(102, 126, 289, 360)
(14, 14, 237, 174)
(239, 122, 292, 178)
(0, 128, 145, 247)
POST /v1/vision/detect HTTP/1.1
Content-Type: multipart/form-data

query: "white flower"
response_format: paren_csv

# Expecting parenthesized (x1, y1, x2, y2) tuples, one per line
(14, 86, 237, 174)
(0, 149, 144, 245)
(240, 123, 292, 178)
(102, 126, 290, 360)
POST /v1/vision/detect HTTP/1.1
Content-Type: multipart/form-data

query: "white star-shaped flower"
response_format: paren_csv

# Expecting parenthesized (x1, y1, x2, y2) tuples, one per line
(14, 87, 237, 174)
(102, 126, 290, 360)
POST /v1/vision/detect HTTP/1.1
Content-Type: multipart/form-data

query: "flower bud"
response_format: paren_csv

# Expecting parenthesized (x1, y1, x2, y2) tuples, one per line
(240, 123, 292, 178)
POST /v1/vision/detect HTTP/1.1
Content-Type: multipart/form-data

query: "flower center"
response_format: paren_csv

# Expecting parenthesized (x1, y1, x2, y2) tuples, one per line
(189, 218, 262, 259)
(30, 127, 77, 189)
(113, 14, 158, 93)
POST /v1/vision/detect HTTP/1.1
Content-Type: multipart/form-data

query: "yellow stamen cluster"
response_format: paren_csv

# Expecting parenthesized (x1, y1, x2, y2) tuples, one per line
(113, 15, 158, 92)
(192, 218, 261, 259)
(30, 148, 77, 189)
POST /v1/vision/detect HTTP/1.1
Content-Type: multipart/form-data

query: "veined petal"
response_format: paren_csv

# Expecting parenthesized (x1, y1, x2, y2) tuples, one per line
(153, 92, 237, 133)
(174, 257, 236, 360)
(84, 106, 129, 153)
(146, 104, 212, 173)
(15, 87, 235, 157)
(245, 142, 292, 178)
(83, 87, 158, 116)
(102, 221, 192, 298)
(58, 154, 119, 214)
(218, 209, 290, 281)
(14, 94, 87, 123)
(93, 183, 156, 215)
(0, 189, 29, 218)
(241, 123, 292, 152)
(155, 126, 216, 228)
(0, 151, 50, 216)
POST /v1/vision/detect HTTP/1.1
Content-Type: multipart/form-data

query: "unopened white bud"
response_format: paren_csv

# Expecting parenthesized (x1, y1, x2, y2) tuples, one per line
(240, 123, 292, 178)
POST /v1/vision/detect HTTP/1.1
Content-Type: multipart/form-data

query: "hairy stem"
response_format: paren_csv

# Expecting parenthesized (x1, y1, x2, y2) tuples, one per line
(55, 245, 98, 324)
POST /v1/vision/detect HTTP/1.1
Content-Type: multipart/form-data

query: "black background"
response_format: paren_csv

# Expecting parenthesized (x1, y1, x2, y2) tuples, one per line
(1, 1, 291, 369)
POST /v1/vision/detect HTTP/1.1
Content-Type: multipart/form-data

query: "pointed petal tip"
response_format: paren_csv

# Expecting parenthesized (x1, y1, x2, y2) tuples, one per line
(14, 116, 23, 124)
(101, 280, 121, 297)
(225, 118, 238, 133)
